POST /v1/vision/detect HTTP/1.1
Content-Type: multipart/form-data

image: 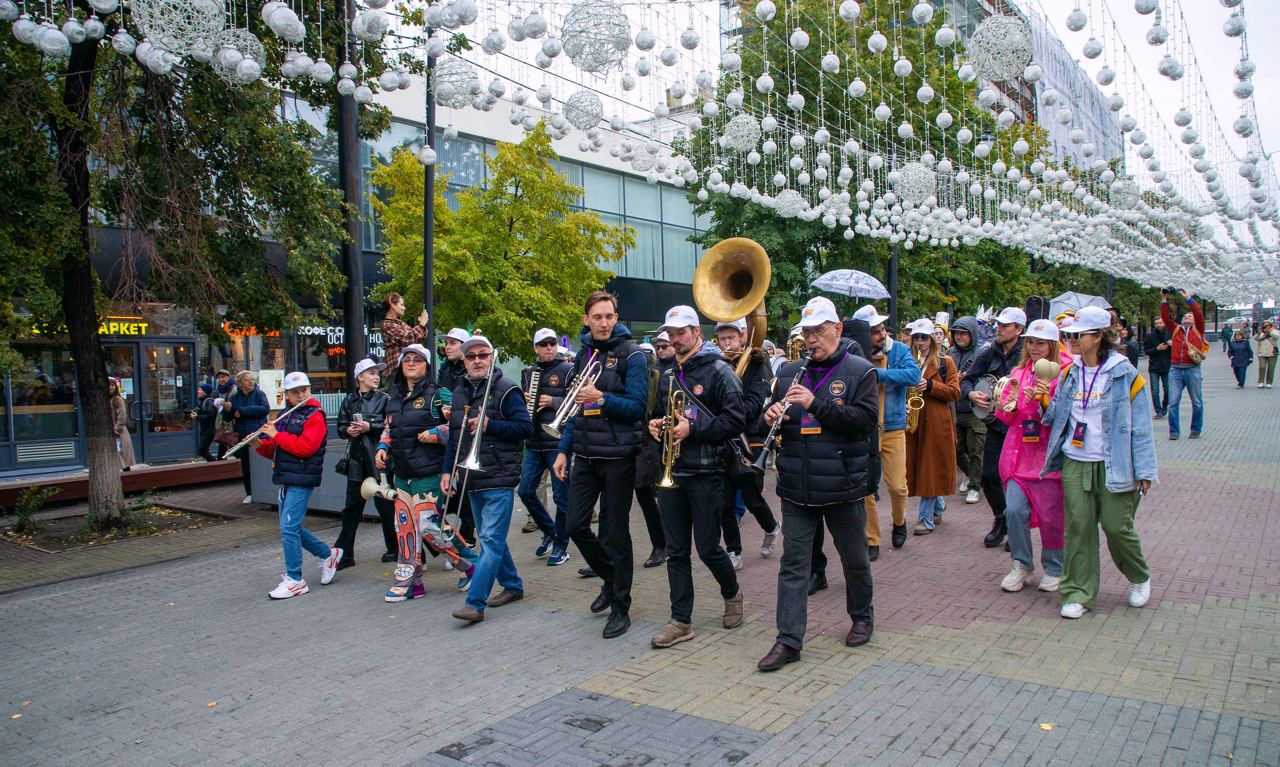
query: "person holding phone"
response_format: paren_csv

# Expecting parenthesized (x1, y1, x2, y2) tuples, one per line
(1041, 307, 1158, 620)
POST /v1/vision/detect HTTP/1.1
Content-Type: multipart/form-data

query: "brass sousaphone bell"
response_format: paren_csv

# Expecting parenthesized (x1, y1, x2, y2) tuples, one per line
(693, 237, 771, 376)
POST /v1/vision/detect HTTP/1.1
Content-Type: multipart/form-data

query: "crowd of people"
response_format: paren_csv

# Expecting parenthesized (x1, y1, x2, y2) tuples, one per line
(213, 285, 1274, 672)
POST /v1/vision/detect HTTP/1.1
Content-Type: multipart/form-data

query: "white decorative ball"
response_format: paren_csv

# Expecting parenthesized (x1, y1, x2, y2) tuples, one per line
(934, 26, 956, 47)
(111, 28, 135, 54)
(680, 25, 699, 50)
(1082, 37, 1102, 59)
(790, 27, 809, 51)
(564, 89, 604, 130)
(210, 29, 264, 86)
(620, 73, 635, 91)
(916, 83, 935, 103)
(1096, 65, 1115, 86)
(848, 78, 867, 98)
(339, 61, 357, 79)
(88, 0, 118, 14)
(561, 0, 631, 74)
(957, 63, 976, 83)
(634, 26, 655, 51)
(1146, 22, 1167, 46)
(874, 102, 891, 122)
(822, 51, 840, 73)
(131, 0, 225, 57)
(756, 0, 776, 22)
(838, 0, 860, 23)
(1233, 81, 1253, 100)
(1235, 58, 1255, 80)
(432, 56, 480, 109)
(635, 58, 651, 76)
(1134, 0, 1157, 14)
(788, 91, 805, 112)
(868, 30, 887, 54)
(541, 37, 562, 58)
(936, 110, 953, 129)
(966, 15, 1033, 83)
(893, 57, 912, 78)
(956, 127, 973, 144)
(417, 146, 437, 166)
(897, 164, 936, 206)
(911, 2, 934, 25)
(336, 77, 356, 96)
(61, 18, 85, 43)
(353, 85, 374, 104)
(1065, 8, 1087, 32)
(659, 46, 678, 66)
(1223, 12, 1245, 38)
(897, 121, 914, 140)
(84, 16, 106, 39)
(524, 11, 548, 38)
(1023, 63, 1042, 82)
(235, 57, 261, 82)
(1234, 115, 1254, 138)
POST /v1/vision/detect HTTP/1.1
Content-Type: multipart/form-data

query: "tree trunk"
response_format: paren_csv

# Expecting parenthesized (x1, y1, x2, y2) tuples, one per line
(54, 33, 124, 523)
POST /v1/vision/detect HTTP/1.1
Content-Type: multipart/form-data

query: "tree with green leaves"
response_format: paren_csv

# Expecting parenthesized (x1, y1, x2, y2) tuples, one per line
(0, 2, 400, 523)
(370, 129, 633, 356)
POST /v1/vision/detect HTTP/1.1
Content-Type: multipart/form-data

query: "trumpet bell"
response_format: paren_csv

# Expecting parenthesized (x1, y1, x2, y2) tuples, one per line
(694, 237, 770, 340)
(457, 455, 484, 472)
(541, 423, 562, 439)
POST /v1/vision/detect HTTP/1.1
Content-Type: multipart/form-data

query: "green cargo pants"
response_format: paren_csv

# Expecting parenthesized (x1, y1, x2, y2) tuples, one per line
(1059, 457, 1150, 608)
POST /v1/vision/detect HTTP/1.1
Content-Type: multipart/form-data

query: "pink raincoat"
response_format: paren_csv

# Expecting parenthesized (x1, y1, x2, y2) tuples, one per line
(994, 351, 1073, 549)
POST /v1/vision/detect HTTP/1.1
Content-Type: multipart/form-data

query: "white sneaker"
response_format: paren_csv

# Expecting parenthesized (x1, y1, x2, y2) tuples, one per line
(320, 547, 342, 585)
(760, 531, 777, 557)
(1038, 574, 1061, 592)
(242, 495, 253, 505)
(1060, 602, 1087, 619)
(964, 489, 980, 504)
(269, 576, 309, 599)
(1000, 562, 1036, 592)
(729, 552, 743, 570)
(1258, 383, 1265, 389)
(1127, 579, 1151, 607)
(1267, 384, 1274, 389)
(958, 479, 969, 494)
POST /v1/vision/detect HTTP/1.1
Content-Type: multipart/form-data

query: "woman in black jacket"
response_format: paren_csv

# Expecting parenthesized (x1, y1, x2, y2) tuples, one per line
(332, 358, 397, 568)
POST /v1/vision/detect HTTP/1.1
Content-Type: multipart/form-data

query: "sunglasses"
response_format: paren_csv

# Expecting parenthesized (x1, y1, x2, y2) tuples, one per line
(535, 340, 557, 347)
(1060, 330, 1099, 341)
(465, 352, 493, 361)
(910, 334, 931, 340)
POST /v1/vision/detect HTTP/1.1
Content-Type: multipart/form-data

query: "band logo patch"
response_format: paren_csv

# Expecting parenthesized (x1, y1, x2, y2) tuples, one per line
(606, 355, 618, 368)
(547, 375, 560, 386)
(829, 380, 846, 395)
(692, 384, 704, 395)
(412, 397, 426, 409)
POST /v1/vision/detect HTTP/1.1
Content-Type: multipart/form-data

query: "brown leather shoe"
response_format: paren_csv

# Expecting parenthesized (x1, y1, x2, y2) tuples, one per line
(757, 641, 801, 672)
(913, 522, 933, 536)
(723, 591, 744, 629)
(488, 589, 524, 607)
(651, 621, 694, 648)
(452, 606, 484, 623)
(846, 620, 873, 647)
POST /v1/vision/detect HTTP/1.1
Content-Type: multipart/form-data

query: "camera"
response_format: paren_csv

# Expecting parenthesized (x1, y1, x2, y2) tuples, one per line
(1161, 286, 1179, 295)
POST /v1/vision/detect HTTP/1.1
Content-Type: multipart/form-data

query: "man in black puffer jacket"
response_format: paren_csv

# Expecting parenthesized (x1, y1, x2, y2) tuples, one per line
(756, 297, 880, 672)
(444, 336, 534, 624)
(519, 327, 575, 565)
(647, 306, 747, 649)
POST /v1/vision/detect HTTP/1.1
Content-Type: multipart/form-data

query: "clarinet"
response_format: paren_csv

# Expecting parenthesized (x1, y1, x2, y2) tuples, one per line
(526, 368, 541, 419)
(750, 353, 811, 471)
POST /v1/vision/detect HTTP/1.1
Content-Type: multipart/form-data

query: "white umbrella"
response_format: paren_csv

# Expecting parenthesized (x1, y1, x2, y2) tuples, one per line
(1049, 291, 1111, 318)
(811, 268, 890, 300)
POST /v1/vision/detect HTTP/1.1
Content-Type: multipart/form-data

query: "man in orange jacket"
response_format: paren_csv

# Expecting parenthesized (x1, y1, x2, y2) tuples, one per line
(1159, 289, 1207, 440)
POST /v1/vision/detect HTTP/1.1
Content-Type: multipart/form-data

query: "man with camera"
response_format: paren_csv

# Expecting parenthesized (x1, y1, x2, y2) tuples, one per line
(1160, 288, 1207, 440)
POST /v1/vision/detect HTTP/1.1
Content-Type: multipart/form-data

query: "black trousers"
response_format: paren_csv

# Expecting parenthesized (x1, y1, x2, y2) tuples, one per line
(635, 483, 666, 550)
(197, 424, 216, 462)
(980, 427, 1008, 519)
(812, 523, 827, 576)
(776, 498, 873, 650)
(568, 455, 636, 612)
(657, 473, 739, 624)
(237, 450, 252, 496)
(720, 470, 778, 555)
(334, 479, 397, 563)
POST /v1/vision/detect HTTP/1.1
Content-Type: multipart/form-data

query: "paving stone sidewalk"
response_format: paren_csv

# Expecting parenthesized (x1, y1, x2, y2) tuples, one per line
(0, 362, 1276, 766)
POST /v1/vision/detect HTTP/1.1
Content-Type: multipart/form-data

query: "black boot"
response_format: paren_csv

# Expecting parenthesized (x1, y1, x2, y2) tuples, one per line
(983, 516, 1007, 548)
(643, 548, 668, 568)
(807, 572, 828, 596)
(891, 524, 907, 549)
(868, 545, 880, 562)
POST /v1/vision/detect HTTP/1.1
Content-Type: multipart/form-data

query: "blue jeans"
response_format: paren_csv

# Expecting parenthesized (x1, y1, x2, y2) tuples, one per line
(1167, 365, 1204, 436)
(278, 486, 331, 580)
(916, 496, 943, 529)
(517, 450, 568, 546)
(465, 488, 523, 611)
(1004, 481, 1062, 576)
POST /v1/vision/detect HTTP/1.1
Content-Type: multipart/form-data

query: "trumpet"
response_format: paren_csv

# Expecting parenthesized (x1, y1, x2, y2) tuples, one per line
(542, 355, 603, 438)
(222, 398, 310, 459)
(750, 352, 811, 471)
(906, 349, 926, 434)
(657, 382, 688, 489)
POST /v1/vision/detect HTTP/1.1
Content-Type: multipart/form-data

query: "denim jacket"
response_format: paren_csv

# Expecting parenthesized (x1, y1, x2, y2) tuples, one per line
(876, 338, 922, 432)
(1040, 353, 1158, 492)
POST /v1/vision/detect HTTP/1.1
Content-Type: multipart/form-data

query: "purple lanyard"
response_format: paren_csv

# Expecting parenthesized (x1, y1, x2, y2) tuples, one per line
(805, 351, 849, 393)
(1080, 365, 1103, 412)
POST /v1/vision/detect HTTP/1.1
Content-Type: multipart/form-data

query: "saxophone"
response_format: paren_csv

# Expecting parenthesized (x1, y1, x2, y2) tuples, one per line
(906, 348, 926, 434)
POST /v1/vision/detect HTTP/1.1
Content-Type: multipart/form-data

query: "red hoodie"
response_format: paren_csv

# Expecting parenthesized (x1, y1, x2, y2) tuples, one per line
(255, 397, 326, 460)
(1160, 299, 1206, 367)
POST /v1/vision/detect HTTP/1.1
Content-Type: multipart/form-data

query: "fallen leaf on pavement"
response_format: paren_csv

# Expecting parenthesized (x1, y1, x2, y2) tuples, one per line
(134, 740, 144, 745)
(1039, 723, 1054, 731)
(207, 701, 217, 708)
(10, 714, 21, 720)
(20, 701, 31, 707)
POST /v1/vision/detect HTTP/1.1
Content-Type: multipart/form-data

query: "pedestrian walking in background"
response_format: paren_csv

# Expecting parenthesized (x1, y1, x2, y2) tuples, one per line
(1254, 321, 1278, 388)
(994, 320, 1072, 595)
(1142, 318, 1172, 419)
(333, 357, 397, 569)
(1161, 289, 1208, 440)
(1122, 325, 1140, 367)
(1228, 331, 1254, 389)
(226, 371, 270, 503)
(904, 319, 959, 535)
(253, 372, 341, 599)
(1042, 307, 1157, 620)
(948, 316, 986, 504)
(193, 383, 218, 461)
(109, 377, 136, 471)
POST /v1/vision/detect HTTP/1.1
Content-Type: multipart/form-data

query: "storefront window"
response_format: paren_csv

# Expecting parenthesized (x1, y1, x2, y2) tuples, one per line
(10, 346, 78, 441)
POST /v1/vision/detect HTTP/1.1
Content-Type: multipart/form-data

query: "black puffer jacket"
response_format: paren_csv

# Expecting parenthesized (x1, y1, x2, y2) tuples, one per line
(445, 370, 533, 490)
(737, 348, 773, 442)
(438, 358, 466, 395)
(561, 324, 649, 459)
(651, 342, 746, 476)
(385, 378, 448, 481)
(773, 339, 880, 506)
(521, 358, 573, 451)
(337, 389, 389, 481)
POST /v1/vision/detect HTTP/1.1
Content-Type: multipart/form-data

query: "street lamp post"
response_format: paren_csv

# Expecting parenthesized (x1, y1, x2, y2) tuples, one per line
(336, 0, 365, 391)
(422, 47, 437, 361)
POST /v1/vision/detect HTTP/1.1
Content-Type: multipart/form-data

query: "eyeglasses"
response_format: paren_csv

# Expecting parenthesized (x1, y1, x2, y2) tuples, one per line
(402, 356, 425, 364)
(654, 344, 671, 350)
(1060, 330, 1099, 341)
(465, 352, 493, 361)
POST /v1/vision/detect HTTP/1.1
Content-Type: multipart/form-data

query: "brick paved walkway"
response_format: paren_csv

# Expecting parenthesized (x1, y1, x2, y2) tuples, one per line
(1, 363, 1277, 765)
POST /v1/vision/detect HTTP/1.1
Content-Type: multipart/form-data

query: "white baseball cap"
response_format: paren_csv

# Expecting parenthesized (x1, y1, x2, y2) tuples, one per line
(659, 305, 701, 331)
(788, 324, 802, 339)
(909, 318, 935, 336)
(851, 303, 890, 328)
(1022, 318, 1061, 342)
(400, 343, 432, 365)
(282, 372, 311, 391)
(714, 318, 747, 333)
(654, 331, 670, 343)
(353, 357, 387, 378)
(995, 307, 1028, 326)
(798, 296, 841, 328)
(461, 335, 494, 354)
(1069, 306, 1111, 333)
(444, 327, 470, 344)
(639, 342, 655, 353)
(533, 327, 557, 345)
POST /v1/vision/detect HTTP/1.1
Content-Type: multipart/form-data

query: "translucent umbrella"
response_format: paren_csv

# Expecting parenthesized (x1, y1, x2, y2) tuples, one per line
(811, 268, 890, 300)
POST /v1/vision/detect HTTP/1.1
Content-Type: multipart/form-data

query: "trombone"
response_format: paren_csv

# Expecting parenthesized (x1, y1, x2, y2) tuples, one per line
(657, 383, 688, 489)
(542, 355, 603, 438)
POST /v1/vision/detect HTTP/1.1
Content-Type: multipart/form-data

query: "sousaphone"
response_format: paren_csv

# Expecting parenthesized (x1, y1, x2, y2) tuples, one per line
(693, 237, 771, 377)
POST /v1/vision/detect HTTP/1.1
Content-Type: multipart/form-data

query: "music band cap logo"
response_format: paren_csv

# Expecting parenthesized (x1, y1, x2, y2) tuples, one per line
(829, 380, 846, 395)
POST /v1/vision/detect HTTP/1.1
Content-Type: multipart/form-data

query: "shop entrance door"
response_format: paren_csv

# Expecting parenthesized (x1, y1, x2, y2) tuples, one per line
(104, 339, 197, 464)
